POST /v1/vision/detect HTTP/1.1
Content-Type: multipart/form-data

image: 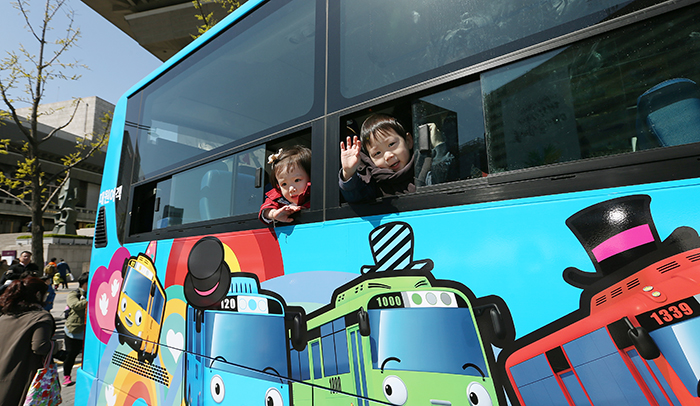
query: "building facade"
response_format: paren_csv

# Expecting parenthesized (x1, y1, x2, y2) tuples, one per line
(0, 96, 112, 233)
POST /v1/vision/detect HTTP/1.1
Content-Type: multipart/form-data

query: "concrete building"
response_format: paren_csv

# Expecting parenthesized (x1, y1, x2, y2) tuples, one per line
(0, 96, 112, 234)
(80, 0, 240, 61)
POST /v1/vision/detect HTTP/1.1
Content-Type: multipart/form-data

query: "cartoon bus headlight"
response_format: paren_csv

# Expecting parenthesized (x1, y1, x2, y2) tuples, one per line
(115, 254, 166, 363)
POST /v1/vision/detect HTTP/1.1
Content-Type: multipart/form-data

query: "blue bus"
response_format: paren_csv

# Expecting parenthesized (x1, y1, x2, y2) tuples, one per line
(78, 0, 700, 405)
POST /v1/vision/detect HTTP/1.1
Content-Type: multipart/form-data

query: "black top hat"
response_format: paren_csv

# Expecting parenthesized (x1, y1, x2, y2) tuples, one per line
(563, 195, 662, 288)
(184, 236, 231, 309)
(361, 222, 433, 274)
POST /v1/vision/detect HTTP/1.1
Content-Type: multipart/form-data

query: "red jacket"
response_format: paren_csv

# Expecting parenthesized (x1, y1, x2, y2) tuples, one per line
(258, 182, 311, 225)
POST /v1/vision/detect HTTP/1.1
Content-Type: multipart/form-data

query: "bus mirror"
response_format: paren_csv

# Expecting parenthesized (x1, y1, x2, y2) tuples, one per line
(489, 307, 506, 340)
(628, 326, 660, 360)
(358, 308, 371, 337)
(150, 283, 156, 297)
(291, 313, 307, 351)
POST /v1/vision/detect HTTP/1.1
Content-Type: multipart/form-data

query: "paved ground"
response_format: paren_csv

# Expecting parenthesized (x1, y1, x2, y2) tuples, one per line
(50, 281, 81, 405)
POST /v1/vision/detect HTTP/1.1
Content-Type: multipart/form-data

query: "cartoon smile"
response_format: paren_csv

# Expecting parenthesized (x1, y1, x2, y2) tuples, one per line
(195, 282, 219, 296)
(124, 316, 133, 327)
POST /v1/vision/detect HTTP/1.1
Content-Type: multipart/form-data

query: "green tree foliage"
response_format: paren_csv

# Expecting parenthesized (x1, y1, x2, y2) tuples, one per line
(0, 0, 111, 266)
(192, 0, 246, 38)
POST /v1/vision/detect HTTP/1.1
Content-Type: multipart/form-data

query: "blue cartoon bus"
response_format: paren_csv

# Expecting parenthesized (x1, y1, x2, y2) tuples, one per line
(184, 236, 306, 406)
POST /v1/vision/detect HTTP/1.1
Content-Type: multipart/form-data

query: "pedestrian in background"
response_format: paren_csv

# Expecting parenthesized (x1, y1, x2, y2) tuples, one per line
(41, 276, 56, 312)
(43, 257, 57, 279)
(62, 272, 88, 386)
(1, 251, 39, 285)
(56, 259, 70, 289)
(0, 276, 54, 405)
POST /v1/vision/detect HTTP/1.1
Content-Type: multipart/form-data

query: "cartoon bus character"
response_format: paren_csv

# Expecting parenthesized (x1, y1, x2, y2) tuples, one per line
(183, 236, 306, 406)
(504, 195, 700, 406)
(290, 222, 512, 406)
(114, 251, 167, 364)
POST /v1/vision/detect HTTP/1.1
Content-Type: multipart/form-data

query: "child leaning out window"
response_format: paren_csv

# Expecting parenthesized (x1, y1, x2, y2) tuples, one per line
(259, 146, 311, 225)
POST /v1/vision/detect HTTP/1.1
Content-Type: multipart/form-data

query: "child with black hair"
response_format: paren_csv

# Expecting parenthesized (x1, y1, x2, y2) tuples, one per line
(259, 145, 312, 224)
(339, 114, 455, 203)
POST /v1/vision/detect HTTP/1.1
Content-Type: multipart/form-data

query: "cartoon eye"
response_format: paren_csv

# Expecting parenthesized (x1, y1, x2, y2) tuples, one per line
(120, 297, 127, 312)
(210, 375, 225, 403)
(382, 375, 407, 405)
(265, 387, 283, 406)
(135, 310, 143, 326)
(467, 382, 492, 406)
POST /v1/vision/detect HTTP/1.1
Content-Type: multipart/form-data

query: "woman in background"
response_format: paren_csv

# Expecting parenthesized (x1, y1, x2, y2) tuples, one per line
(0, 276, 54, 406)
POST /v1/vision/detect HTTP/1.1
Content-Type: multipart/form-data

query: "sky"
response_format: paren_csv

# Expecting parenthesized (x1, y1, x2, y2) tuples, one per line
(0, 0, 162, 107)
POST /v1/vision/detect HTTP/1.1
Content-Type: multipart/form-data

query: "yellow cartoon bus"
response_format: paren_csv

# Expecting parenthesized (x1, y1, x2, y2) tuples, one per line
(115, 253, 167, 363)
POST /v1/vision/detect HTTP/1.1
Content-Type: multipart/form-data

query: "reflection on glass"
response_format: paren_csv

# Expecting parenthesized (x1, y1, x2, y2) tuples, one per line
(127, 0, 316, 181)
(152, 146, 265, 229)
(481, 6, 700, 173)
(340, 0, 633, 99)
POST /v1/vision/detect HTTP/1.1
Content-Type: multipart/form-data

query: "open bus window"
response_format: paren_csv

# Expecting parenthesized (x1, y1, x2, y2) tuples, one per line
(339, 82, 486, 203)
(482, 7, 700, 173)
(412, 81, 487, 185)
(129, 130, 314, 236)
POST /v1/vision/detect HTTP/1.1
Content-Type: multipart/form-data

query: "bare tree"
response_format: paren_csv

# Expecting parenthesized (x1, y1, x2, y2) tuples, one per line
(0, 0, 110, 267)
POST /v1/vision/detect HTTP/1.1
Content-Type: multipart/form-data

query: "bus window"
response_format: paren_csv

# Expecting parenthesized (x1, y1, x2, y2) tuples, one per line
(130, 145, 265, 234)
(125, 0, 319, 182)
(412, 80, 486, 185)
(336, 0, 633, 103)
(482, 7, 700, 173)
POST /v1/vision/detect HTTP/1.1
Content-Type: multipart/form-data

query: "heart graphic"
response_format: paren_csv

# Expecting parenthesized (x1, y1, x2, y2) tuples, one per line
(166, 329, 184, 362)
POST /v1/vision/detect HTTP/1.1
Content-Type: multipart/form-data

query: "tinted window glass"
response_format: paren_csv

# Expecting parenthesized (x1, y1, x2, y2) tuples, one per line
(339, 0, 634, 100)
(482, 5, 700, 173)
(151, 146, 265, 230)
(127, 0, 317, 181)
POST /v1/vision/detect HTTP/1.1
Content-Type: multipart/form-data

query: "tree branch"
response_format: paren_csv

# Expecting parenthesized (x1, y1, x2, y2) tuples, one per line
(40, 98, 81, 143)
(41, 168, 68, 212)
(0, 80, 33, 142)
(0, 187, 32, 211)
(16, 0, 41, 43)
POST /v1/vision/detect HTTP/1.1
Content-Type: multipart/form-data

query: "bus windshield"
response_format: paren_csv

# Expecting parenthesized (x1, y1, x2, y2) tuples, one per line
(123, 268, 152, 309)
(205, 312, 288, 378)
(368, 307, 489, 377)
